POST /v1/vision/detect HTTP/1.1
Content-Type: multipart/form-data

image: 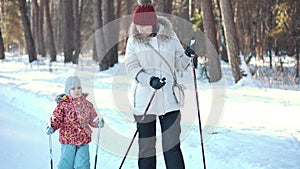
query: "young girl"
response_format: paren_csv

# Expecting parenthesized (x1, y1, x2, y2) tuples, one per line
(46, 76, 104, 169)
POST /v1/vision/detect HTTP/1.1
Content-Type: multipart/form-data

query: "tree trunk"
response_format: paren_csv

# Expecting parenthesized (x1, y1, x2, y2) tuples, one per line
(0, 28, 5, 60)
(164, 0, 172, 14)
(296, 47, 299, 78)
(62, 0, 74, 63)
(73, 0, 83, 64)
(44, 0, 56, 62)
(200, 0, 221, 82)
(32, 0, 46, 57)
(200, 0, 218, 51)
(127, 0, 133, 15)
(190, 0, 196, 19)
(156, 0, 164, 13)
(31, 0, 39, 54)
(235, 0, 244, 56)
(119, 0, 133, 54)
(18, 0, 37, 63)
(116, 0, 122, 18)
(38, 0, 46, 57)
(288, 0, 300, 58)
(255, 2, 263, 60)
(55, 0, 62, 54)
(219, 0, 242, 82)
(250, 20, 257, 61)
(215, 0, 228, 62)
(294, 0, 300, 79)
(101, 0, 118, 70)
(180, 0, 189, 21)
(92, 0, 105, 62)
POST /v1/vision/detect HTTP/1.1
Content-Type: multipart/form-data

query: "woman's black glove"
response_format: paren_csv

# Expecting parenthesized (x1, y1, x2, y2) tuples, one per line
(185, 46, 196, 57)
(150, 77, 166, 89)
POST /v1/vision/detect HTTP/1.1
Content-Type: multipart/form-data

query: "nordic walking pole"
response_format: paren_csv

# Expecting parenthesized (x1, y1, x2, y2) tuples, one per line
(119, 77, 165, 169)
(49, 134, 53, 169)
(118, 129, 138, 169)
(119, 89, 158, 169)
(94, 127, 101, 169)
(191, 53, 207, 169)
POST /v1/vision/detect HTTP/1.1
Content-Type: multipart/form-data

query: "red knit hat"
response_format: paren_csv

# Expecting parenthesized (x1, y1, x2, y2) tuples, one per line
(133, 0, 157, 26)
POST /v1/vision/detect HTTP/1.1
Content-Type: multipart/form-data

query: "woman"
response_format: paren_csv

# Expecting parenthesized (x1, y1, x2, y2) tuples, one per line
(124, 0, 194, 168)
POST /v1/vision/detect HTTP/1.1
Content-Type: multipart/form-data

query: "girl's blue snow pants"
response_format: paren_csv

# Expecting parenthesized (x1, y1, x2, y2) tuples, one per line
(58, 144, 90, 169)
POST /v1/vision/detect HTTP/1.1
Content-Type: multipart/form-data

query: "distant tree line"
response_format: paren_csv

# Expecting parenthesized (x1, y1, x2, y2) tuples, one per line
(0, 0, 299, 82)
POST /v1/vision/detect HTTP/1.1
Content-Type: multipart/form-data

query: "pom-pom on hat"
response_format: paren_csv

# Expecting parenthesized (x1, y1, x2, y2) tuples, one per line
(133, 0, 157, 26)
(64, 76, 81, 96)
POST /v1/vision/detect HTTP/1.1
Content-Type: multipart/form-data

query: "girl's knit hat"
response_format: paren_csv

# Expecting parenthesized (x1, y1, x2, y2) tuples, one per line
(133, 0, 157, 26)
(64, 76, 81, 95)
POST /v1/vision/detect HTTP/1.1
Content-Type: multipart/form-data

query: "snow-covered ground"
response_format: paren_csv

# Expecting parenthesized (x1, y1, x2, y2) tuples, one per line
(0, 54, 300, 169)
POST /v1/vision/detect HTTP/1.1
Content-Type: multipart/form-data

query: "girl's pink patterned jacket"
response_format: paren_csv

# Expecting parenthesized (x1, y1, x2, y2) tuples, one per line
(50, 95, 98, 146)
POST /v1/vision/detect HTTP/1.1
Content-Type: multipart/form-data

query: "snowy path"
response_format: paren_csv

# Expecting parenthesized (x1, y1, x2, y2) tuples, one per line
(0, 100, 60, 169)
(1, 97, 300, 169)
(1, 57, 300, 168)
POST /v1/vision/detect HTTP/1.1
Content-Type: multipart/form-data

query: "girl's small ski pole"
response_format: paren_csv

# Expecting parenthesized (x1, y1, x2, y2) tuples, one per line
(94, 127, 101, 169)
(49, 134, 53, 169)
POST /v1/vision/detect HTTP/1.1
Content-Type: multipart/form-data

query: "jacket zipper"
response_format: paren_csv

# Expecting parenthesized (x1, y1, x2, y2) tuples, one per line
(158, 42, 166, 115)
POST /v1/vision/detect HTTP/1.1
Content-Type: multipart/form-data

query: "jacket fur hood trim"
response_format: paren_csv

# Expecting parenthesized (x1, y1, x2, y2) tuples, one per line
(129, 16, 173, 43)
(55, 93, 89, 103)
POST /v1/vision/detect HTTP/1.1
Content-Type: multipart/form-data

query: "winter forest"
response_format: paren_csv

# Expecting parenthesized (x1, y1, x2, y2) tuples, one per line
(0, 0, 299, 87)
(0, 0, 300, 169)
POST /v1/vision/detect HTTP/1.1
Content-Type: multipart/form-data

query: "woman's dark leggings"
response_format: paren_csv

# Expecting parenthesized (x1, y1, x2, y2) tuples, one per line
(134, 110, 185, 169)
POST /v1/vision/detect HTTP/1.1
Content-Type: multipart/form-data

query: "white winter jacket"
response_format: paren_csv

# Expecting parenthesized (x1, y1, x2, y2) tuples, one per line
(125, 16, 191, 116)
